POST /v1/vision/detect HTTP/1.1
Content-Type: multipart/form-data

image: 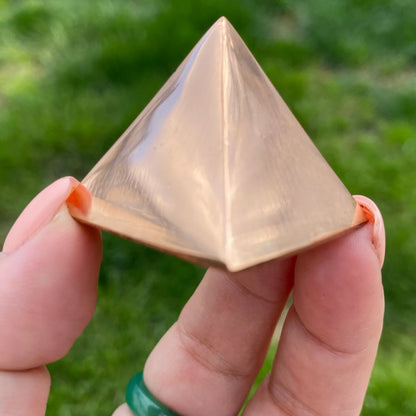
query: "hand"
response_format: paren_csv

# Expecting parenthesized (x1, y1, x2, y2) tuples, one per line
(0, 178, 385, 416)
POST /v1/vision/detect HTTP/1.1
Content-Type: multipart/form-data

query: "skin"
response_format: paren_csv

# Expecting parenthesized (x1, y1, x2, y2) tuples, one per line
(0, 177, 385, 416)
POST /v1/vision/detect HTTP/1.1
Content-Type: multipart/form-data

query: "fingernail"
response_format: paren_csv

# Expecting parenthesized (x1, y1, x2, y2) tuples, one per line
(66, 182, 91, 215)
(353, 195, 386, 267)
(2, 177, 88, 253)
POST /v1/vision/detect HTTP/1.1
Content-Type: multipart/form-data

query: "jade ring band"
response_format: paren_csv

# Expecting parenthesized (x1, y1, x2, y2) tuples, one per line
(126, 372, 180, 416)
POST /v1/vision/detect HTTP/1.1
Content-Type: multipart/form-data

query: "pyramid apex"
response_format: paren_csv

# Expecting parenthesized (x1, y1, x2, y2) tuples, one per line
(211, 16, 234, 34)
(215, 16, 230, 26)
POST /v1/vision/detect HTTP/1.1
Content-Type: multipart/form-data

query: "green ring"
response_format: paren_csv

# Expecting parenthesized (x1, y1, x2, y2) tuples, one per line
(126, 372, 180, 416)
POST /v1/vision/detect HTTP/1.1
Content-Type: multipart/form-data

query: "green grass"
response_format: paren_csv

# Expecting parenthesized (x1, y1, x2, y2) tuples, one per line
(1, 0, 416, 413)
(363, 335, 416, 415)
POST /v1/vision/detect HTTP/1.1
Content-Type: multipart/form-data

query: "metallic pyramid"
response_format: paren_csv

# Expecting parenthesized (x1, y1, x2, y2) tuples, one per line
(69, 17, 365, 271)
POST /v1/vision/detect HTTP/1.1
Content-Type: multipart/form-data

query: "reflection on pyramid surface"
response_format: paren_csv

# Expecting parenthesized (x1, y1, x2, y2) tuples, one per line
(69, 17, 365, 271)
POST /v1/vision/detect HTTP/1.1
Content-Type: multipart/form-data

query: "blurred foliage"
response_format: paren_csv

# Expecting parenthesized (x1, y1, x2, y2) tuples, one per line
(1, 0, 416, 413)
(363, 334, 416, 415)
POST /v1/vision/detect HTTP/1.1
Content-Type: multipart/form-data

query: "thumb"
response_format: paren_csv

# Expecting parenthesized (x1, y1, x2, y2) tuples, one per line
(0, 177, 102, 370)
(0, 177, 102, 416)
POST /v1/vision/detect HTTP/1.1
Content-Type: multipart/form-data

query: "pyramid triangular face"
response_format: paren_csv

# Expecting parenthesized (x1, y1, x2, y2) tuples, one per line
(69, 17, 365, 271)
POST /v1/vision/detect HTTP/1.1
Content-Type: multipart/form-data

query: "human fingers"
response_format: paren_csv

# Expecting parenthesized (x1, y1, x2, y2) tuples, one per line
(0, 177, 102, 416)
(243, 197, 385, 415)
(0, 177, 102, 370)
(0, 367, 50, 416)
(114, 257, 296, 416)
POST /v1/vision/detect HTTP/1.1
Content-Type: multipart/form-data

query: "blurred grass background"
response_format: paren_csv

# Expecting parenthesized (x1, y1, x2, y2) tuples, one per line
(1, 0, 415, 414)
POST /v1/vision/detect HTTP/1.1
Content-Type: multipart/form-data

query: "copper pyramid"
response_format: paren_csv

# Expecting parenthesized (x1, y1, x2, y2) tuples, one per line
(69, 17, 366, 271)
